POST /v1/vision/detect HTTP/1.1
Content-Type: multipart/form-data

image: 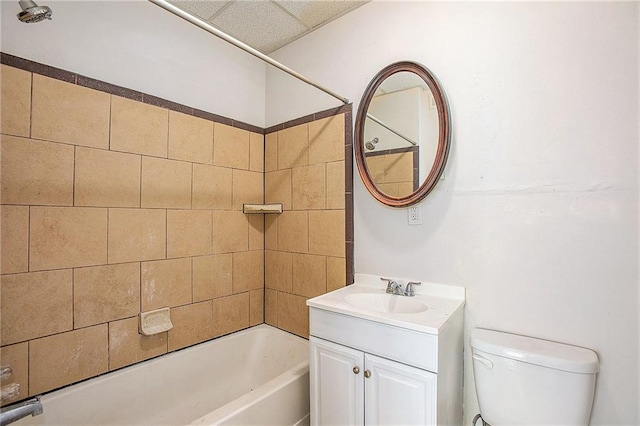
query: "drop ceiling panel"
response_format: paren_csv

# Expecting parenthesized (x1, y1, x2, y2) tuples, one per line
(210, 1, 308, 53)
(278, 0, 366, 29)
(169, 0, 229, 21)
(166, 0, 369, 54)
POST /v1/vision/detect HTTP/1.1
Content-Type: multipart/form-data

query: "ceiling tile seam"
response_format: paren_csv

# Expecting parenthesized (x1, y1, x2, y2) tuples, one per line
(271, 0, 313, 31)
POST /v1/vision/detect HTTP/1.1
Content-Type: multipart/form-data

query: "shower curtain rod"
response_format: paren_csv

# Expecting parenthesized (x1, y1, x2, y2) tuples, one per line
(148, 0, 350, 105)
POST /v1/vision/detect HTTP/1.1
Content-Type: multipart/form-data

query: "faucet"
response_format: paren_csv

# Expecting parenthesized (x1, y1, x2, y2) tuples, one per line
(382, 278, 403, 295)
(381, 278, 422, 297)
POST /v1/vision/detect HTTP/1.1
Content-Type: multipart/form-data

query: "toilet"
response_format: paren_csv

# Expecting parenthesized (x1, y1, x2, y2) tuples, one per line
(470, 328, 599, 425)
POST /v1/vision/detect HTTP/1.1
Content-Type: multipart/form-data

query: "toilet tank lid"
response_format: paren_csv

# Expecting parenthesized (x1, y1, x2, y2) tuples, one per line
(470, 329, 599, 374)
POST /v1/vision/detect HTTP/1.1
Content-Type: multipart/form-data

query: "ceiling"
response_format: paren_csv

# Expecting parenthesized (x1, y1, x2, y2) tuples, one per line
(167, 0, 368, 54)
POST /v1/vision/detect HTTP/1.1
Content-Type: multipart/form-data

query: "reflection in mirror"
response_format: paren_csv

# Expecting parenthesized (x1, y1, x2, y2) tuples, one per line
(355, 62, 450, 207)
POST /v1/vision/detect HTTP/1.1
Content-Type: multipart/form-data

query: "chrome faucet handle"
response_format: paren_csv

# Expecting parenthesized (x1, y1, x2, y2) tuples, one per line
(381, 277, 397, 294)
(405, 281, 422, 297)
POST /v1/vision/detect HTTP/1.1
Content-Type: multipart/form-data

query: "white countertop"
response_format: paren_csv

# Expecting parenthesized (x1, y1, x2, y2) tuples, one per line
(307, 274, 465, 335)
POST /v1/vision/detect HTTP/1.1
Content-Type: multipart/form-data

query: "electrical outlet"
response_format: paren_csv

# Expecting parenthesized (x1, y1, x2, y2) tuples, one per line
(408, 205, 422, 225)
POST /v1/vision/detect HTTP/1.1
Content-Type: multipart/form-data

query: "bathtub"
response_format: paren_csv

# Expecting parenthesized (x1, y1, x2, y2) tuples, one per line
(14, 324, 310, 426)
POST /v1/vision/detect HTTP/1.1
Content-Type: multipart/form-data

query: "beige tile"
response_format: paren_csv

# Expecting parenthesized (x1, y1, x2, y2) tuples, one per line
(397, 182, 415, 198)
(249, 132, 264, 172)
(309, 114, 345, 164)
(249, 289, 263, 326)
(141, 258, 192, 311)
(265, 289, 277, 326)
(309, 210, 345, 257)
(265, 132, 277, 172)
(108, 317, 166, 371)
(30, 207, 107, 271)
(265, 215, 278, 250)
(110, 96, 168, 157)
(277, 211, 308, 253)
(386, 152, 414, 183)
(277, 124, 308, 169)
(1, 206, 29, 274)
(247, 214, 264, 251)
(292, 164, 326, 210)
(193, 254, 233, 302)
(167, 210, 212, 258)
(141, 157, 192, 209)
(265, 250, 292, 292)
(366, 155, 387, 185)
(75, 147, 141, 208)
(168, 111, 213, 164)
(108, 208, 166, 264)
(1, 270, 73, 345)
(213, 123, 249, 170)
(29, 325, 108, 395)
(212, 210, 248, 253)
(265, 170, 291, 210)
(74, 263, 140, 328)
(277, 292, 309, 338)
(0, 342, 28, 405)
(232, 250, 264, 293)
(1, 135, 74, 206)
(232, 170, 263, 210)
(327, 257, 347, 292)
(1, 65, 31, 137)
(31, 74, 110, 149)
(292, 254, 326, 298)
(326, 161, 345, 209)
(192, 164, 232, 210)
(212, 293, 249, 337)
(168, 301, 214, 351)
(376, 182, 399, 197)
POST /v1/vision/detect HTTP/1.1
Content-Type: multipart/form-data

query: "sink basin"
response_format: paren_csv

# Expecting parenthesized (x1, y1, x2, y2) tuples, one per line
(343, 293, 428, 314)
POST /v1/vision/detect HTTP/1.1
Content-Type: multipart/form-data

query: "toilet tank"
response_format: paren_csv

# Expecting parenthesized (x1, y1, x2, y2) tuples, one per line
(470, 329, 599, 426)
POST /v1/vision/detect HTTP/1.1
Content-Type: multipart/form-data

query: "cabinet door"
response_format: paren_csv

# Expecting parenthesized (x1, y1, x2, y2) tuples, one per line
(364, 354, 437, 426)
(310, 336, 365, 426)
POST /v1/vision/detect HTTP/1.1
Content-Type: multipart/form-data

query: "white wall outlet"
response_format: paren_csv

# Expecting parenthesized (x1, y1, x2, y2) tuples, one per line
(408, 205, 423, 225)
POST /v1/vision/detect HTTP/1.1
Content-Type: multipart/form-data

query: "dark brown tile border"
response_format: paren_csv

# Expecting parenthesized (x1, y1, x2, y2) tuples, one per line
(264, 103, 353, 135)
(1, 52, 262, 134)
(344, 110, 355, 286)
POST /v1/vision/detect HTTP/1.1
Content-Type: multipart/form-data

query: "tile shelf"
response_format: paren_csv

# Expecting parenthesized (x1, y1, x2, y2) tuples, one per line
(242, 203, 283, 214)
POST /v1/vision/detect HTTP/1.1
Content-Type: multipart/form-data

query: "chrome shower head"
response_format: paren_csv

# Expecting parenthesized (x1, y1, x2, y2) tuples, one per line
(17, 0, 52, 23)
(365, 137, 379, 151)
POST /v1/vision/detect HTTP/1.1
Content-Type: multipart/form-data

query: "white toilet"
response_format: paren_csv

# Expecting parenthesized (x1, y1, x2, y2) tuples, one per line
(470, 328, 599, 425)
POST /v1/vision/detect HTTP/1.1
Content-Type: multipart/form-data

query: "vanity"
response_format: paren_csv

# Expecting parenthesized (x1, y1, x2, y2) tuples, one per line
(306, 274, 465, 425)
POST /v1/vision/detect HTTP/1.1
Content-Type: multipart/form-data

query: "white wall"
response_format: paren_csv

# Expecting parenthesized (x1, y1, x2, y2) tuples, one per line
(0, 0, 266, 127)
(269, 2, 639, 424)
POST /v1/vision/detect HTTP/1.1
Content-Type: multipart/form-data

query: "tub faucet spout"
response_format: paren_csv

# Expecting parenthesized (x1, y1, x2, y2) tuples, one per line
(0, 397, 43, 426)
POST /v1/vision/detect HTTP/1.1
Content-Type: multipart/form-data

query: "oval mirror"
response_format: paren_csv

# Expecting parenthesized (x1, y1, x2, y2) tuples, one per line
(355, 61, 450, 207)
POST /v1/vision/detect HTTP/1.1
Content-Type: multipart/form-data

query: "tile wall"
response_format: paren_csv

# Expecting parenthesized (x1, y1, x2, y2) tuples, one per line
(264, 113, 351, 337)
(366, 149, 417, 197)
(0, 62, 265, 402)
(0, 55, 352, 404)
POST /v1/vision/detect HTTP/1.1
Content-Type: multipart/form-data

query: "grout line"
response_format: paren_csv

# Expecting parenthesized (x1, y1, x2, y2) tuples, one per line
(29, 71, 33, 139)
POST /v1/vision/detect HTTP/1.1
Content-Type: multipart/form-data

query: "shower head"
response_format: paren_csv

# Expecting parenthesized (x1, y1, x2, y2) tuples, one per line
(17, 0, 52, 23)
(365, 137, 379, 151)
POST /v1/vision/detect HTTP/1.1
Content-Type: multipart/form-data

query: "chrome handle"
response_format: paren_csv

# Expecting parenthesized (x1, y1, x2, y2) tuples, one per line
(364, 370, 371, 378)
(405, 281, 422, 296)
(353, 366, 360, 375)
(381, 277, 398, 294)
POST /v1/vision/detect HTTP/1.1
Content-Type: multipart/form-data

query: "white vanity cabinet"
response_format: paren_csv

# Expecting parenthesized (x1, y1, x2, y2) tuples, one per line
(310, 336, 437, 425)
(307, 275, 465, 426)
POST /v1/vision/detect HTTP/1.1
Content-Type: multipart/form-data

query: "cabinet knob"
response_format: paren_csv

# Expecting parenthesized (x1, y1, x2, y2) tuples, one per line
(364, 370, 371, 378)
(353, 366, 360, 374)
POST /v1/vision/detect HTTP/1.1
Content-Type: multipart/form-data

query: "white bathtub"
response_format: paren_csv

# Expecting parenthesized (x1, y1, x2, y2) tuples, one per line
(15, 325, 310, 426)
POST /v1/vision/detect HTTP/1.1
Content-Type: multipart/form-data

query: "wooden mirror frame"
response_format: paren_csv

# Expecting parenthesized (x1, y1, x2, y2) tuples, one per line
(355, 61, 450, 207)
